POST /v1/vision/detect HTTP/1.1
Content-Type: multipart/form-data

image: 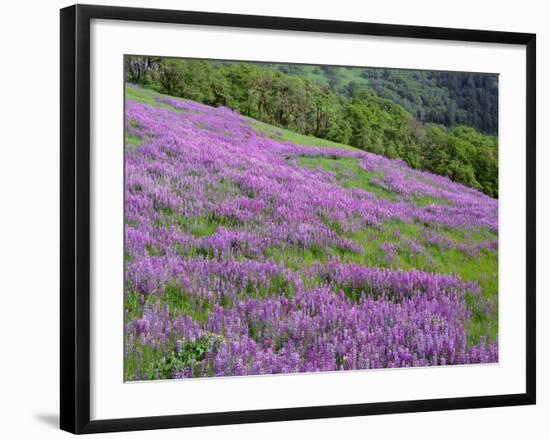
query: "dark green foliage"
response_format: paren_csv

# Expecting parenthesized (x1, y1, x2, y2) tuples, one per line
(125, 56, 498, 198)
(152, 338, 215, 379)
(124, 56, 161, 85)
(266, 64, 498, 135)
(360, 69, 498, 135)
(422, 125, 498, 197)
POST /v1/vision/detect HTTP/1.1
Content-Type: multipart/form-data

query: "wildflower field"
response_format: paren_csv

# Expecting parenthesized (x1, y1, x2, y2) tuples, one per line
(124, 85, 498, 381)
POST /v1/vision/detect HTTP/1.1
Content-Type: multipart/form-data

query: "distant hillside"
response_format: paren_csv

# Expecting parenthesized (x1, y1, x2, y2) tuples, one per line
(263, 64, 498, 135)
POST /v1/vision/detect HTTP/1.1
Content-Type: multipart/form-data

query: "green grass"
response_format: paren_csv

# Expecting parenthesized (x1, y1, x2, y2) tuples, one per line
(264, 220, 422, 270)
(249, 117, 360, 152)
(413, 196, 451, 207)
(295, 155, 449, 208)
(296, 156, 394, 200)
(175, 215, 218, 238)
(163, 285, 213, 321)
(126, 84, 196, 113)
(125, 134, 143, 147)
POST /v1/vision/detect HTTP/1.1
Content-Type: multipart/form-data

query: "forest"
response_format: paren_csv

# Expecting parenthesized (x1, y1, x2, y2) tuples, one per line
(264, 63, 498, 135)
(358, 69, 498, 134)
(125, 56, 498, 198)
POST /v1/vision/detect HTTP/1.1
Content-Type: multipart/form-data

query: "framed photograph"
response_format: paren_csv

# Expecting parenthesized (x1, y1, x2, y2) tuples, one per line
(60, 4, 536, 434)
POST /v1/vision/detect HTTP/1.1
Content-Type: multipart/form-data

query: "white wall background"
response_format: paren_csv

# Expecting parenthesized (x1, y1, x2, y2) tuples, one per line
(0, 0, 546, 437)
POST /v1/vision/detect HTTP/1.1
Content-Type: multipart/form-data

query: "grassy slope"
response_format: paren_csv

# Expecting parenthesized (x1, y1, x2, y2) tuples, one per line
(126, 85, 191, 109)
(125, 85, 498, 347)
(127, 84, 360, 152)
(247, 117, 360, 151)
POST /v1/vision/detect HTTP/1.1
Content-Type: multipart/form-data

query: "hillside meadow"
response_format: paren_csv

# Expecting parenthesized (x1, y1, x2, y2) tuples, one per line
(124, 85, 498, 380)
(126, 57, 499, 198)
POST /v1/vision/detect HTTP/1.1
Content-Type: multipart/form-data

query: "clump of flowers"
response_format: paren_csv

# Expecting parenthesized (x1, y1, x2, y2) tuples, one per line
(380, 242, 398, 264)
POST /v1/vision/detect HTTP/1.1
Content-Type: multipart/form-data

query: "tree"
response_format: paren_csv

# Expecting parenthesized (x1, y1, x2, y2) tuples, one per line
(125, 56, 160, 83)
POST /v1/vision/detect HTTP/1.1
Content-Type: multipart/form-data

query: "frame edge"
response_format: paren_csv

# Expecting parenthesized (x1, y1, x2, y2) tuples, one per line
(525, 34, 536, 404)
(60, 4, 77, 434)
(61, 4, 93, 434)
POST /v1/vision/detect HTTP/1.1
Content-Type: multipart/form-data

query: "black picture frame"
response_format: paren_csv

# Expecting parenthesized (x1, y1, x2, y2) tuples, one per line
(60, 4, 536, 434)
